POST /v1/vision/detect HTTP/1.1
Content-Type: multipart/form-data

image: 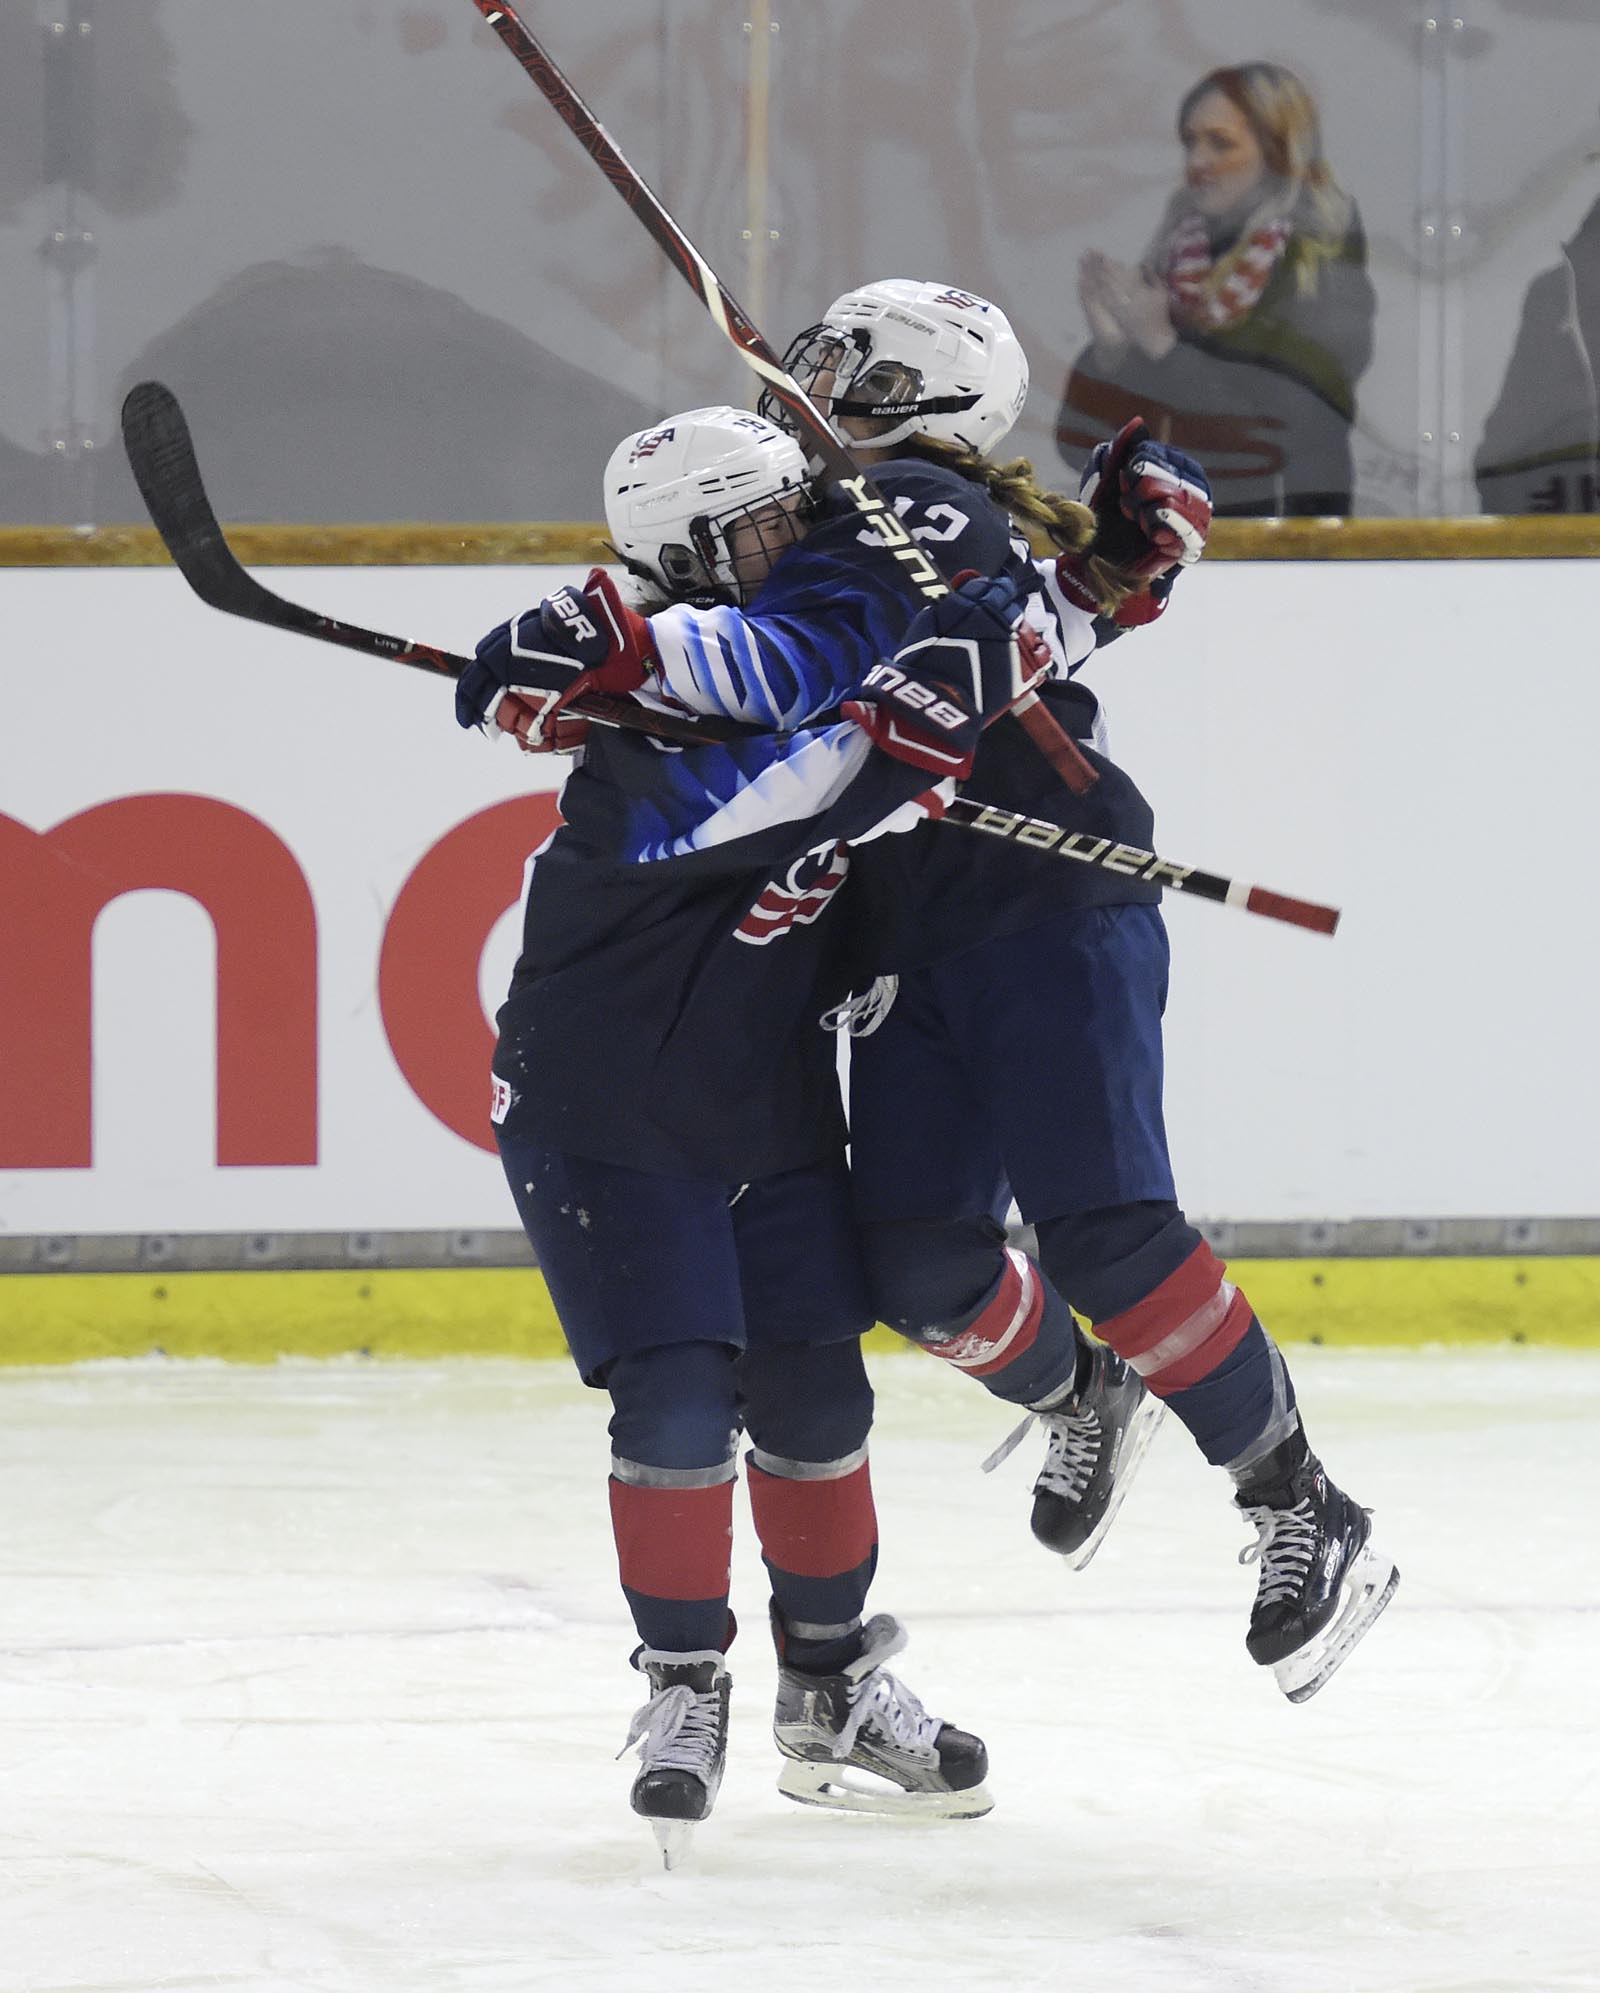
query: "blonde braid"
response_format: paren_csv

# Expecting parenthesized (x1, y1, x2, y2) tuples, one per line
(911, 439, 1138, 613)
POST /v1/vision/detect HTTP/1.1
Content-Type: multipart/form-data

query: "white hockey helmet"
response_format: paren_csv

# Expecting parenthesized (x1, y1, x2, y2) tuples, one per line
(768, 279, 1030, 457)
(603, 404, 814, 604)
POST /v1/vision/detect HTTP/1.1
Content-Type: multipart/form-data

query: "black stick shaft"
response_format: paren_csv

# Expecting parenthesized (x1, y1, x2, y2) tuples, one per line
(935, 797, 1339, 935)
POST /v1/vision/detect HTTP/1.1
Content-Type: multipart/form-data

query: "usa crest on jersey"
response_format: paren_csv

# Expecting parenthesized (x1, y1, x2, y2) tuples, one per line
(736, 841, 851, 946)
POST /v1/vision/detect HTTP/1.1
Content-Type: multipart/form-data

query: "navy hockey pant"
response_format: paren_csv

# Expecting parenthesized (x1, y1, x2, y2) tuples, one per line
(849, 902, 1300, 1473)
(499, 1138, 879, 1667)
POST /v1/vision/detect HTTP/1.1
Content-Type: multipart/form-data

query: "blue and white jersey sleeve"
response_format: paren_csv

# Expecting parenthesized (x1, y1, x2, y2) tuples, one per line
(648, 601, 861, 730)
(630, 725, 869, 862)
(619, 722, 930, 873)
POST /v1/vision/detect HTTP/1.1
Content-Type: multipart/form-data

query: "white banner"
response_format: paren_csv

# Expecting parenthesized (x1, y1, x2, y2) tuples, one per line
(2, 560, 1597, 1232)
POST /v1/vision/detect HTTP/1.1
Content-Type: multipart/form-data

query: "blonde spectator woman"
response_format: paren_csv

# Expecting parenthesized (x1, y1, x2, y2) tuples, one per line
(1058, 62, 1375, 516)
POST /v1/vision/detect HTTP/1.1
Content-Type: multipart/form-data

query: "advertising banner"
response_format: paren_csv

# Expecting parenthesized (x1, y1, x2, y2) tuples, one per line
(3, 560, 1598, 1234)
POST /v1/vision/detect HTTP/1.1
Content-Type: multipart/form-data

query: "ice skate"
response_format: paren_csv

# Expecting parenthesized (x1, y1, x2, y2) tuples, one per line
(772, 1613, 993, 1820)
(983, 1337, 1164, 1569)
(1234, 1438, 1399, 1704)
(619, 1648, 730, 1869)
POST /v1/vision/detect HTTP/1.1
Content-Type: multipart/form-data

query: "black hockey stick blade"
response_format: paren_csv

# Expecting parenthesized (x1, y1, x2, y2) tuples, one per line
(120, 380, 465, 679)
(122, 382, 301, 625)
(117, 384, 754, 737)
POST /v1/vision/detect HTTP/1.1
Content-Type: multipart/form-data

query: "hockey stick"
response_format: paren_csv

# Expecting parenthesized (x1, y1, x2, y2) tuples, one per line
(935, 799, 1339, 934)
(121, 381, 1338, 935)
(121, 381, 472, 684)
(462, 0, 1100, 800)
(120, 379, 708, 740)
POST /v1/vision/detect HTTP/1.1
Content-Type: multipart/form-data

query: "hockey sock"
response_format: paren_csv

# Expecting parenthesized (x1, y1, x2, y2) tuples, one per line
(1163, 1320, 1302, 1467)
(747, 1449, 878, 1675)
(609, 1467, 736, 1654)
(1093, 1240, 1299, 1466)
(914, 1247, 1083, 1408)
(606, 1341, 739, 1653)
(861, 1217, 1082, 1407)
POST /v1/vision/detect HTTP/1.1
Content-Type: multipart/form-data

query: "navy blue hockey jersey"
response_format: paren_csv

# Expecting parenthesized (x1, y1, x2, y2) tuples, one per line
(481, 451, 1161, 1178)
(643, 454, 1163, 974)
(648, 456, 1037, 726)
(487, 708, 935, 1182)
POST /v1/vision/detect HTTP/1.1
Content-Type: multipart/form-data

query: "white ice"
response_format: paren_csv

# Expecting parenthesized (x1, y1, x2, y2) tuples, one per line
(3, 1348, 1597, 1993)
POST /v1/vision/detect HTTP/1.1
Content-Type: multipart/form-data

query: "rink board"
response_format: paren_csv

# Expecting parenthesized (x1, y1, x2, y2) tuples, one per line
(5, 561, 1600, 1242)
(3, 1255, 1598, 1364)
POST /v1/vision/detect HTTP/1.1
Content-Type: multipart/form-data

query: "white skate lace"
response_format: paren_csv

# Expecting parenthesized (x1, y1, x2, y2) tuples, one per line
(1033, 1407, 1101, 1502)
(819, 976, 899, 1037)
(1238, 1499, 1319, 1607)
(980, 1404, 1099, 1498)
(837, 1669, 942, 1764)
(980, 1410, 1035, 1474)
(618, 1681, 722, 1778)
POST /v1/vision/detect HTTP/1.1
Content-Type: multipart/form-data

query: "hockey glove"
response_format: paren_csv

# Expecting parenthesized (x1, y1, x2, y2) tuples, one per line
(1056, 417, 1212, 629)
(454, 566, 658, 751)
(487, 687, 595, 756)
(842, 571, 1050, 781)
(1079, 416, 1212, 578)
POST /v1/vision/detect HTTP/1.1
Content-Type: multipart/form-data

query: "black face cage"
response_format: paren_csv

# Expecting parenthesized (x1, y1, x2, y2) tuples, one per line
(761, 322, 979, 439)
(686, 486, 817, 604)
(762, 325, 913, 433)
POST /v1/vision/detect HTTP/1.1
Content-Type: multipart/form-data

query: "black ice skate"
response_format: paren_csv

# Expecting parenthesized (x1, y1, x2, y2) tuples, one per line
(1234, 1436, 1399, 1704)
(772, 1613, 993, 1820)
(619, 1648, 731, 1869)
(983, 1338, 1165, 1570)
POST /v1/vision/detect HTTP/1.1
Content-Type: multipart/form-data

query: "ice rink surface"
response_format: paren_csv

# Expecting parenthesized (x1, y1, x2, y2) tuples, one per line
(3, 1346, 1597, 1993)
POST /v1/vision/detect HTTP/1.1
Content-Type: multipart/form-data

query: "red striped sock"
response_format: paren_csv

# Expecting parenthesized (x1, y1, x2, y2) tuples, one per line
(608, 1475, 734, 1602)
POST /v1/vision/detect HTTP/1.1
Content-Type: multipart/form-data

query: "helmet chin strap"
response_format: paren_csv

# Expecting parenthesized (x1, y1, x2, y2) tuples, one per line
(828, 391, 983, 453)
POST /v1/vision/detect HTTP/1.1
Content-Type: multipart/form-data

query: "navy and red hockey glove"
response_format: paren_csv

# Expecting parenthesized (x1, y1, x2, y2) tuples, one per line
(454, 567, 658, 753)
(1081, 416, 1212, 575)
(1058, 417, 1213, 627)
(842, 571, 1050, 781)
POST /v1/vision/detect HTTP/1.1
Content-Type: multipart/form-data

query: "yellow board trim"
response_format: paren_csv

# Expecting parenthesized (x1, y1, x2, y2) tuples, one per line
(0, 522, 612, 569)
(0, 1268, 566, 1366)
(2, 1258, 1598, 1366)
(5, 515, 1600, 569)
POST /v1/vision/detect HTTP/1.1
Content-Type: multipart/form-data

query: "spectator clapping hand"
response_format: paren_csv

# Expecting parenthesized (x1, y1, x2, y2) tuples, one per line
(1079, 251, 1176, 364)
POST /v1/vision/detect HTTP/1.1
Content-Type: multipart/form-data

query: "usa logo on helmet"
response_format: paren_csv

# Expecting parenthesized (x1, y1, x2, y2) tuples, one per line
(629, 426, 677, 462)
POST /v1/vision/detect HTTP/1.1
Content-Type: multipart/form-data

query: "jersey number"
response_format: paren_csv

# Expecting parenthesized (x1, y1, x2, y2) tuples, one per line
(856, 497, 971, 549)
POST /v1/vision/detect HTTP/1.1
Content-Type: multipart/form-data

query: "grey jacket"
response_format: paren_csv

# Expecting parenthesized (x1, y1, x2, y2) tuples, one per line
(1475, 196, 1600, 515)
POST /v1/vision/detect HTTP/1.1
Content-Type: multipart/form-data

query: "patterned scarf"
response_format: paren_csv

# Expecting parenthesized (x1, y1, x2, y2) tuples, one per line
(1163, 209, 1293, 332)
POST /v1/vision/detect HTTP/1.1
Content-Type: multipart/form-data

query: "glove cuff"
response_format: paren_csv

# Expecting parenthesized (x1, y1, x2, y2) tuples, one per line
(583, 566, 659, 673)
(841, 695, 978, 781)
(1109, 573, 1175, 628)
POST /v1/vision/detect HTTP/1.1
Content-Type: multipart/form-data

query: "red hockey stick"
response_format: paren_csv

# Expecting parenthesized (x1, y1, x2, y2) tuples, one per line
(462, 0, 1099, 800)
